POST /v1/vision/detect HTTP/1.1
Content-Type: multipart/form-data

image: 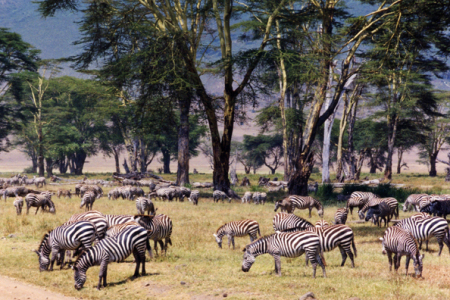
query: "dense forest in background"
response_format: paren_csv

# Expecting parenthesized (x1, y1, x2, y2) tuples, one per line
(1, 0, 450, 196)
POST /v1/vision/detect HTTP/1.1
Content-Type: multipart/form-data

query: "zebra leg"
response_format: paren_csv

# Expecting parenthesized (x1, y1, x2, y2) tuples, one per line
(394, 254, 401, 272)
(339, 245, 348, 267)
(35, 206, 40, 215)
(387, 251, 393, 272)
(316, 252, 327, 278)
(98, 260, 108, 290)
(153, 240, 159, 256)
(426, 239, 429, 251)
(59, 250, 66, 270)
(132, 248, 141, 277)
(158, 240, 165, 255)
(437, 238, 444, 256)
(273, 254, 282, 276)
(418, 240, 423, 250)
(405, 255, 410, 276)
(231, 236, 235, 250)
(49, 248, 60, 271)
(26, 204, 30, 215)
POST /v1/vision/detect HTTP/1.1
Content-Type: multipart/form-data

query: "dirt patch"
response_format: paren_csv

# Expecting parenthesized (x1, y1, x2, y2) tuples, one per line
(0, 275, 77, 300)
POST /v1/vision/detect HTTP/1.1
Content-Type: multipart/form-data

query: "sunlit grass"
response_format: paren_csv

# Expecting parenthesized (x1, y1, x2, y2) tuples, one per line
(0, 174, 449, 299)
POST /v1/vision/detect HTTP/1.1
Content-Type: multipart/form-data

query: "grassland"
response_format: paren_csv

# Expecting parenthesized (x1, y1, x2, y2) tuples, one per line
(0, 173, 450, 300)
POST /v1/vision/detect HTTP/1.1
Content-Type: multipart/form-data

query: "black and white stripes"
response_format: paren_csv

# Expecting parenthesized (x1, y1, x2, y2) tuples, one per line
(73, 226, 148, 290)
(214, 219, 260, 249)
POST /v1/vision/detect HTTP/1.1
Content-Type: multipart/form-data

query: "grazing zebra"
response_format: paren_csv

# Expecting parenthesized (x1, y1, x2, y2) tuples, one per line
(57, 189, 72, 199)
(134, 214, 173, 256)
(380, 226, 424, 277)
(315, 220, 329, 228)
(214, 219, 261, 249)
(66, 211, 108, 239)
(107, 188, 120, 200)
(188, 190, 200, 205)
(334, 208, 349, 225)
(358, 197, 398, 220)
(241, 231, 326, 278)
(73, 226, 148, 290)
(274, 198, 294, 213)
(272, 213, 313, 232)
(80, 185, 103, 199)
(241, 192, 252, 203)
(35, 221, 97, 271)
(259, 192, 267, 205)
(135, 197, 156, 215)
(306, 224, 357, 267)
(25, 192, 55, 214)
(365, 202, 391, 227)
(213, 190, 231, 203)
(252, 192, 261, 204)
(80, 191, 96, 211)
(346, 192, 377, 215)
(287, 195, 324, 218)
(179, 187, 191, 200)
(156, 188, 173, 201)
(403, 194, 429, 212)
(13, 197, 23, 215)
(394, 215, 450, 256)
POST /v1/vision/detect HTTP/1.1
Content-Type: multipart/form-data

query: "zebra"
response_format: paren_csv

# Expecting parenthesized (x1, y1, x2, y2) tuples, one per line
(135, 197, 156, 215)
(66, 211, 108, 239)
(274, 198, 294, 213)
(346, 191, 377, 215)
(188, 190, 200, 205)
(306, 224, 357, 267)
(13, 197, 23, 215)
(365, 202, 391, 227)
(272, 213, 313, 232)
(241, 231, 326, 278)
(241, 192, 252, 203)
(358, 197, 398, 220)
(287, 195, 324, 218)
(57, 189, 72, 199)
(130, 186, 145, 200)
(394, 215, 450, 256)
(73, 226, 148, 290)
(107, 188, 120, 200)
(156, 187, 173, 201)
(25, 192, 55, 214)
(179, 187, 191, 200)
(80, 185, 103, 199)
(213, 190, 231, 203)
(80, 191, 96, 211)
(379, 226, 424, 277)
(334, 208, 349, 225)
(259, 192, 267, 205)
(133, 214, 173, 256)
(252, 192, 261, 204)
(403, 194, 429, 212)
(214, 219, 261, 249)
(315, 220, 330, 228)
(34, 177, 46, 188)
(34, 221, 97, 271)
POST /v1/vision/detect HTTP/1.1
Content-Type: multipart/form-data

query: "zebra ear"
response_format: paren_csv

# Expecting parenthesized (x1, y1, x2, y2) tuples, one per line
(33, 250, 40, 256)
(242, 247, 246, 252)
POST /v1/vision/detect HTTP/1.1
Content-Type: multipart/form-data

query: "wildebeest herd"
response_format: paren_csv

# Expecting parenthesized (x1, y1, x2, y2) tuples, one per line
(1, 174, 449, 290)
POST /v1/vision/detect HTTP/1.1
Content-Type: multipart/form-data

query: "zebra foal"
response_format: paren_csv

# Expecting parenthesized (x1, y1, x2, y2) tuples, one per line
(241, 231, 326, 278)
(214, 219, 261, 249)
(13, 197, 23, 215)
(272, 213, 313, 232)
(35, 221, 97, 271)
(80, 191, 96, 211)
(380, 226, 424, 277)
(73, 226, 148, 290)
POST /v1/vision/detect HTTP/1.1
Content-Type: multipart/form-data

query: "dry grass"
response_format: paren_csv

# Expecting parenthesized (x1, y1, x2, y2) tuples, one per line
(0, 176, 450, 299)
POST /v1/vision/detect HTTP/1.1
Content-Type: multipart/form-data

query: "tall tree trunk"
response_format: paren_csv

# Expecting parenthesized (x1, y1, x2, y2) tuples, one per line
(429, 153, 438, 177)
(396, 148, 404, 174)
(122, 159, 130, 174)
(70, 151, 87, 175)
(384, 115, 398, 180)
(45, 157, 53, 177)
(38, 127, 44, 177)
(288, 153, 315, 195)
(322, 64, 337, 184)
(31, 153, 38, 173)
(113, 146, 121, 173)
(162, 149, 171, 174)
(347, 101, 357, 180)
(336, 92, 349, 181)
(177, 93, 191, 186)
(369, 150, 377, 174)
(244, 166, 251, 174)
(58, 156, 69, 174)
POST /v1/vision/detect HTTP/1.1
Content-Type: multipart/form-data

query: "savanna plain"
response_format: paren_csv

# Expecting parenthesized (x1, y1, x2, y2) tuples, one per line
(0, 173, 450, 300)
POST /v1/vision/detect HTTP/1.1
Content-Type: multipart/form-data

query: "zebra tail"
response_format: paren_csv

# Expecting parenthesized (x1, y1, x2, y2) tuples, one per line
(146, 238, 153, 258)
(167, 237, 172, 246)
(352, 238, 357, 258)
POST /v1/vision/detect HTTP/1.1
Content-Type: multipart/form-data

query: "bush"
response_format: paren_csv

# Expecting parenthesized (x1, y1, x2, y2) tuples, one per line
(23, 166, 35, 174)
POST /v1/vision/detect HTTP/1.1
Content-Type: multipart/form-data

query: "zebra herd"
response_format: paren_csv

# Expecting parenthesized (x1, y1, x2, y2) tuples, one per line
(34, 209, 173, 290)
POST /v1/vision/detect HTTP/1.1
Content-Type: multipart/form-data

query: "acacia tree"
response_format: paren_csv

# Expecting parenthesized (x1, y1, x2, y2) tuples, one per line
(39, 0, 286, 193)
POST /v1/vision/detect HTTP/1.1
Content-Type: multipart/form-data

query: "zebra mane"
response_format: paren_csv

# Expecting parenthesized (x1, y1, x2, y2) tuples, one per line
(73, 249, 88, 267)
(216, 224, 227, 233)
(245, 234, 274, 249)
(38, 232, 50, 251)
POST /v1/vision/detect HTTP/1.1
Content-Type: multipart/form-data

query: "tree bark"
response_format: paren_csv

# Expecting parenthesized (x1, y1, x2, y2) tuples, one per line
(31, 153, 38, 173)
(38, 127, 44, 177)
(384, 115, 398, 180)
(45, 157, 53, 178)
(70, 151, 87, 175)
(347, 99, 357, 180)
(176, 92, 191, 186)
(113, 146, 121, 174)
(429, 153, 438, 177)
(369, 150, 377, 174)
(322, 64, 337, 184)
(162, 149, 171, 174)
(396, 148, 404, 174)
(288, 153, 315, 196)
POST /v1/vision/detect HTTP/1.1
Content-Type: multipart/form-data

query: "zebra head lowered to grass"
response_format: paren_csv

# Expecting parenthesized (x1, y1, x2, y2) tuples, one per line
(380, 226, 424, 277)
(272, 212, 313, 233)
(241, 231, 326, 278)
(214, 219, 261, 249)
(287, 195, 324, 218)
(403, 194, 429, 212)
(72, 226, 148, 290)
(35, 221, 97, 272)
